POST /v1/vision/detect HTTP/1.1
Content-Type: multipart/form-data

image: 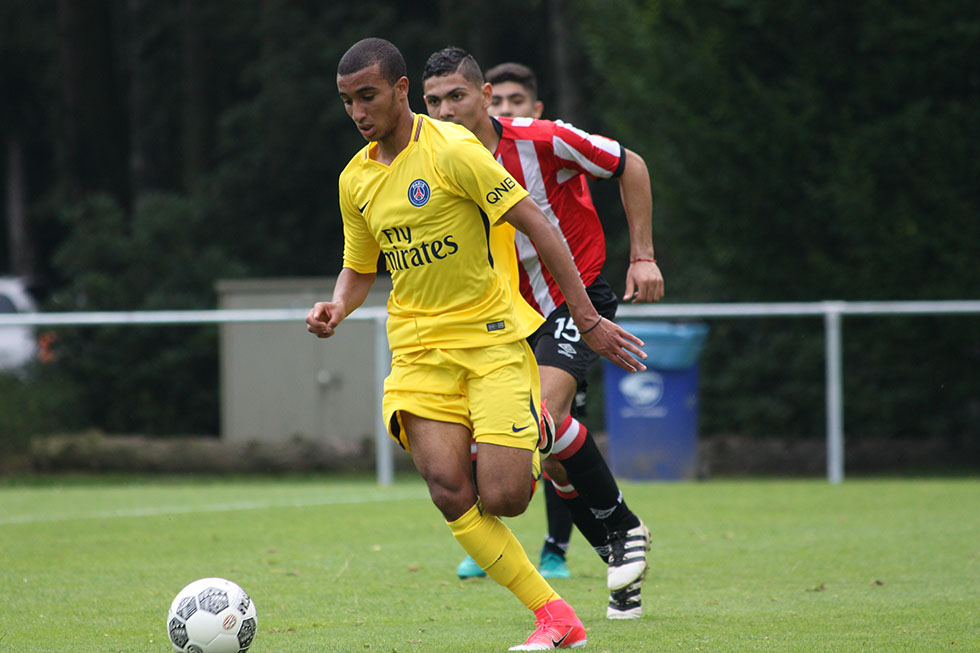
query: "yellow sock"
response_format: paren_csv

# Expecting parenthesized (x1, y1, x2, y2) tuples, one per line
(448, 502, 558, 611)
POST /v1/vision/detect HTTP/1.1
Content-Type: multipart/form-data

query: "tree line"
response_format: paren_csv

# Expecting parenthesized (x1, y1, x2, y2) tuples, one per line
(1, 0, 977, 445)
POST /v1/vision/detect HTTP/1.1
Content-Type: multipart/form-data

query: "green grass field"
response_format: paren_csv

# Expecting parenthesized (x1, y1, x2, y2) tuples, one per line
(0, 474, 977, 652)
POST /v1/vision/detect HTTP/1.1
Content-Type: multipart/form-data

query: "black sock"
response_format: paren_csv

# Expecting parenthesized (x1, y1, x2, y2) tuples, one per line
(561, 431, 641, 533)
(543, 482, 574, 555)
(558, 491, 612, 562)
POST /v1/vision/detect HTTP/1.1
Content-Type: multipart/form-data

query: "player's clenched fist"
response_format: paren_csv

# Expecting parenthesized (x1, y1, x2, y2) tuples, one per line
(306, 301, 344, 338)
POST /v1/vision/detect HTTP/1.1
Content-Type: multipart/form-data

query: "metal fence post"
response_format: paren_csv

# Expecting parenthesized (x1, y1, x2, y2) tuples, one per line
(824, 303, 845, 484)
(373, 313, 393, 487)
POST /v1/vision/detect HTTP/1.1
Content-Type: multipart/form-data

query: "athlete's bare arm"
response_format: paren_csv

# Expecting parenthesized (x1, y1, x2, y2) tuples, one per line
(306, 268, 376, 338)
(501, 197, 647, 373)
(618, 148, 665, 303)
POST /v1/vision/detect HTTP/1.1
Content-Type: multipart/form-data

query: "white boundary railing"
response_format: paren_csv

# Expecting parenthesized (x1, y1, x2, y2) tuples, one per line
(3, 300, 979, 485)
(616, 300, 980, 483)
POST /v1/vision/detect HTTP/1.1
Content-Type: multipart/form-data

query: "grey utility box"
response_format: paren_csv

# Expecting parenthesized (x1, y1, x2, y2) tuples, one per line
(216, 277, 392, 454)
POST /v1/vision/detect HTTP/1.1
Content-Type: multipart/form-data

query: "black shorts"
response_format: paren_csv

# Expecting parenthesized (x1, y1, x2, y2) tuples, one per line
(527, 274, 619, 387)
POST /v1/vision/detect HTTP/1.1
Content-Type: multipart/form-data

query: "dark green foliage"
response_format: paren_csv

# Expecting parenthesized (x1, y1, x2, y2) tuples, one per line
(0, 371, 85, 453)
(44, 193, 244, 434)
(843, 315, 980, 438)
(576, 0, 980, 440)
(1, 1, 977, 444)
(577, 0, 980, 299)
(697, 319, 826, 438)
(205, 3, 395, 275)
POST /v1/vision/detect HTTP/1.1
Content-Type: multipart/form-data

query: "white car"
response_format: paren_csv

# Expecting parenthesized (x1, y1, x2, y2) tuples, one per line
(0, 277, 38, 371)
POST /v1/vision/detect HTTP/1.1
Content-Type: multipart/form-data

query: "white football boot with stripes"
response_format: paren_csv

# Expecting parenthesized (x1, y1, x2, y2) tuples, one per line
(606, 521, 651, 591)
(607, 578, 643, 619)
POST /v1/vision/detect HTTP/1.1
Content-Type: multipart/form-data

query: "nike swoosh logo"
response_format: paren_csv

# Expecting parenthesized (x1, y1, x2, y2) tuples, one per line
(511, 424, 530, 433)
(358, 201, 369, 212)
(551, 628, 572, 647)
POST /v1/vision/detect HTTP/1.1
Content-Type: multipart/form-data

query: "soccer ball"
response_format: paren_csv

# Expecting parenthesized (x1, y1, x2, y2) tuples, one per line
(167, 577, 258, 653)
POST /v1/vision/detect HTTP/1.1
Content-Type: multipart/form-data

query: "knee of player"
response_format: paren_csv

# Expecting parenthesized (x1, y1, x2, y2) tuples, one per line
(421, 471, 475, 517)
(542, 457, 568, 484)
(545, 403, 572, 428)
(427, 486, 478, 521)
(480, 486, 531, 518)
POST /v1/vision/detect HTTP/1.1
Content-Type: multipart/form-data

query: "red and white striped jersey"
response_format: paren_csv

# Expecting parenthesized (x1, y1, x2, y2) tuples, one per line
(492, 116, 624, 317)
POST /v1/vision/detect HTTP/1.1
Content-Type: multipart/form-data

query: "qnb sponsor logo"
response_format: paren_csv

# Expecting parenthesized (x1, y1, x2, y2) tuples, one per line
(485, 176, 518, 204)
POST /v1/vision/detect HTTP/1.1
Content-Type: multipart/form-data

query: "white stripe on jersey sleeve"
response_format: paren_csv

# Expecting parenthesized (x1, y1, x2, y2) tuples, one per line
(553, 135, 619, 179)
(555, 120, 621, 157)
(551, 120, 621, 180)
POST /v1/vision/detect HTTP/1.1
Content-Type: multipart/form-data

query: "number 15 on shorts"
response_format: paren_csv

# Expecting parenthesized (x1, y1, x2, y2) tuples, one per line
(554, 317, 581, 342)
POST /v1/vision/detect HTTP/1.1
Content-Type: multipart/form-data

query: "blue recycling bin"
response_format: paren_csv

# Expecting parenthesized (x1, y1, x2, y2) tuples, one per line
(602, 321, 709, 480)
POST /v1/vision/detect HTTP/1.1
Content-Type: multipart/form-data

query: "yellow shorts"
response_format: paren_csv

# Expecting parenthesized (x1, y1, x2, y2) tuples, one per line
(383, 339, 542, 453)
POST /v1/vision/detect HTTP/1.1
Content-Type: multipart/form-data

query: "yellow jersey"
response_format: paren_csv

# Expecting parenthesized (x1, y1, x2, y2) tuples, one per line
(339, 114, 545, 354)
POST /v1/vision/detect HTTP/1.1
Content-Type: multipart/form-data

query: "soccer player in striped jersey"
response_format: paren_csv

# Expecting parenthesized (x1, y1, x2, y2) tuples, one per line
(309, 38, 650, 650)
(422, 48, 664, 620)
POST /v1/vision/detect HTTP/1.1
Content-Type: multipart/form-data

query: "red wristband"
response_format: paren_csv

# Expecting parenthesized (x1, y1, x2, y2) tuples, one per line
(630, 258, 657, 264)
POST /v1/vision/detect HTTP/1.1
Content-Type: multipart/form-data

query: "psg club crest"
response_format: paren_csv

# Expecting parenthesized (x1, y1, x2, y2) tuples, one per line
(408, 179, 431, 207)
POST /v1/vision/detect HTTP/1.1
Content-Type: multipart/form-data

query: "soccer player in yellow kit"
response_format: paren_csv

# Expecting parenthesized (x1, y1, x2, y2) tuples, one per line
(422, 49, 663, 620)
(306, 38, 648, 650)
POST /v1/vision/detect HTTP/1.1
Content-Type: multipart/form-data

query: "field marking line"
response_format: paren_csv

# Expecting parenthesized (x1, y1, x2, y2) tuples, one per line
(0, 487, 429, 526)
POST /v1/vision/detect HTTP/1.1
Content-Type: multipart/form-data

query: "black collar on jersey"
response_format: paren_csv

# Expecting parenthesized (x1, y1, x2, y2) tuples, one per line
(491, 116, 504, 140)
(490, 116, 504, 158)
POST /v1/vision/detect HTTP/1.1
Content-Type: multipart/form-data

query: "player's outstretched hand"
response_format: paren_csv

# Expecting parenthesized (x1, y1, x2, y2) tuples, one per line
(306, 301, 344, 339)
(580, 317, 647, 373)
